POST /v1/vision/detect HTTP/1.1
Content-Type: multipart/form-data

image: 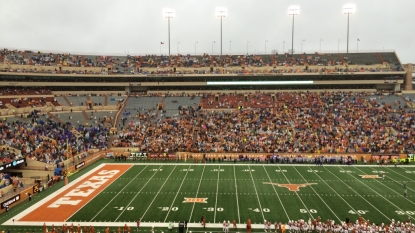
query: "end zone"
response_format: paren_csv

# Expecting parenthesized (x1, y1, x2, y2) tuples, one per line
(3, 163, 132, 226)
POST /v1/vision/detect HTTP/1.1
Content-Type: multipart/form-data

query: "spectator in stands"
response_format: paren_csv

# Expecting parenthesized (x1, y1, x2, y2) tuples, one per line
(113, 91, 415, 155)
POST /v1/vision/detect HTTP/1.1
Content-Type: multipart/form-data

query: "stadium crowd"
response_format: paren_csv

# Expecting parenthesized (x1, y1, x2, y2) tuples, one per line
(247, 217, 415, 233)
(1, 48, 399, 75)
(113, 91, 415, 155)
(0, 116, 109, 165)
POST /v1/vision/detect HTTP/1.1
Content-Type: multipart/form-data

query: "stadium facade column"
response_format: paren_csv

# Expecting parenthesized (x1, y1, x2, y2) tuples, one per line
(405, 63, 413, 90)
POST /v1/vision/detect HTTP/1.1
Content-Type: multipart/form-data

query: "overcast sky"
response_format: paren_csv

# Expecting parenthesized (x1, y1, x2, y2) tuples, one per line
(0, 0, 414, 63)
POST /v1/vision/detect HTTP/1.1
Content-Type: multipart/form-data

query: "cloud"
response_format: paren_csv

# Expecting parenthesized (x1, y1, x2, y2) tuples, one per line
(0, 0, 413, 63)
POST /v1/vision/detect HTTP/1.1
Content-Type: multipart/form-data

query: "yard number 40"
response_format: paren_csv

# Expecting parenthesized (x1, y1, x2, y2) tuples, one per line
(300, 209, 317, 213)
(349, 210, 368, 214)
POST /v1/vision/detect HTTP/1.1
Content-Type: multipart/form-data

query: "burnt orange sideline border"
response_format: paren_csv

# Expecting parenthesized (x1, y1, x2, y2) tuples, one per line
(19, 164, 132, 222)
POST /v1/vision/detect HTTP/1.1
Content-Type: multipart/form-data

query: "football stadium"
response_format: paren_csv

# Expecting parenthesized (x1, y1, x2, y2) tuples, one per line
(1, 1, 415, 233)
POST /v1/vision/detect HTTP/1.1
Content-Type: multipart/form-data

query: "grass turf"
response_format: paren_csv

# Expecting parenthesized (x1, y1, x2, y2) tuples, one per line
(69, 163, 415, 225)
(3, 160, 415, 233)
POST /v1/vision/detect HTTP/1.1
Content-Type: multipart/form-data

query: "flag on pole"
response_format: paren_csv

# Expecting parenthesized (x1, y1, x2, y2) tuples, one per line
(161, 42, 164, 44)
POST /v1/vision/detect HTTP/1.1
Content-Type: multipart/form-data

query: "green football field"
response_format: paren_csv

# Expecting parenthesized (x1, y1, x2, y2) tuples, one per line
(68, 163, 415, 226)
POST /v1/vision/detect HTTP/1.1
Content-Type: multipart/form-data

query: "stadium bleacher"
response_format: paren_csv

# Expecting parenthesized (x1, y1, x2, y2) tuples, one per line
(0, 48, 405, 75)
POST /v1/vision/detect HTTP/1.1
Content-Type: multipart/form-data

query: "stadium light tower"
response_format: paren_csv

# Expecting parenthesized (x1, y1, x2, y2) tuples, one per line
(343, 4, 356, 54)
(288, 5, 300, 55)
(163, 8, 175, 56)
(216, 7, 228, 56)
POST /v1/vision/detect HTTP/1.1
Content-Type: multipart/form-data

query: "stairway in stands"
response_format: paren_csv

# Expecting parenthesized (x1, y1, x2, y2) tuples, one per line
(108, 96, 129, 148)
(48, 113, 64, 124)
(104, 95, 109, 106)
(156, 96, 166, 117)
(63, 96, 71, 106)
(376, 53, 394, 71)
(82, 110, 89, 121)
(338, 54, 346, 65)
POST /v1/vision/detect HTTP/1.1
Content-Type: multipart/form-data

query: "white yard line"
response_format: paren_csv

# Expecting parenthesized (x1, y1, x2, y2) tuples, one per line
(306, 166, 359, 215)
(213, 165, 220, 224)
(261, 165, 290, 221)
(276, 165, 314, 219)
(233, 166, 241, 223)
(90, 165, 148, 221)
(247, 165, 265, 221)
(114, 165, 163, 221)
(383, 167, 415, 193)
(187, 165, 206, 226)
(4, 163, 108, 225)
(330, 166, 395, 220)
(292, 166, 341, 222)
(163, 165, 192, 222)
(140, 165, 178, 220)
(67, 165, 135, 221)
(352, 166, 415, 209)
(387, 167, 415, 181)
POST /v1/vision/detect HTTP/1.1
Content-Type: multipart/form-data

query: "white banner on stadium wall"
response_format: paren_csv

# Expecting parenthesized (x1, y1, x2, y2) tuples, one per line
(106, 152, 114, 157)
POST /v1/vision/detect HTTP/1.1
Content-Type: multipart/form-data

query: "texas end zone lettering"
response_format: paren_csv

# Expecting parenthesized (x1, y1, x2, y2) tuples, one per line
(48, 170, 119, 208)
(18, 165, 131, 222)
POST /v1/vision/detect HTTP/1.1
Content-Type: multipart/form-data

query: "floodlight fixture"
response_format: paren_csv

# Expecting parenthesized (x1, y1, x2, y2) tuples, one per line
(216, 7, 228, 56)
(163, 8, 175, 55)
(288, 5, 300, 55)
(343, 4, 356, 53)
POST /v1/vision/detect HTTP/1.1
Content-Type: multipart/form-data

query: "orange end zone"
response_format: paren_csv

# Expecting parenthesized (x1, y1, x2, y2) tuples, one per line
(19, 164, 132, 222)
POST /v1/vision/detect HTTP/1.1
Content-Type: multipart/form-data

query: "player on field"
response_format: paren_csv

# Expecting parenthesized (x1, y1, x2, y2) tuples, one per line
(233, 219, 237, 230)
(43, 223, 47, 233)
(403, 181, 406, 188)
(382, 172, 385, 180)
(247, 219, 252, 233)
(202, 217, 206, 228)
(264, 220, 268, 232)
(226, 221, 230, 233)
(223, 221, 227, 232)
(136, 219, 140, 230)
(404, 188, 407, 197)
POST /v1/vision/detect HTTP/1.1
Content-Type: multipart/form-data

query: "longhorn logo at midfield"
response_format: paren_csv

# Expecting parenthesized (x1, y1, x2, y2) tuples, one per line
(359, 175, 380, 179)
(183, 198, 208, 203)
(263, 182, 317, 191)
